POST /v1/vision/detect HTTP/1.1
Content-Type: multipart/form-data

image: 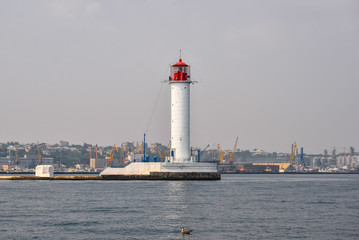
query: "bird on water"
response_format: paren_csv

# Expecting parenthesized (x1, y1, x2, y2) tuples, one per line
(181, 227, 193, 234)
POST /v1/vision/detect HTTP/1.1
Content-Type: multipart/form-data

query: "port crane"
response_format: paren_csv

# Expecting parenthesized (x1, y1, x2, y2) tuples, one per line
(37, 142, 42, 164)
(109, 144, 119, 166)
(197, 144, 210, 162)
(229, 137, 239, 163)
(217, 144, 224, 163)
(139, 142, 143, 155)
(289, 141, 301, 172)
(289, 141, 298, 165)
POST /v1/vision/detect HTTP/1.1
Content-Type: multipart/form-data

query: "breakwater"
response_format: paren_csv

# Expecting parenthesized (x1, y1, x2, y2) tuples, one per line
(0, 172, 220, 180)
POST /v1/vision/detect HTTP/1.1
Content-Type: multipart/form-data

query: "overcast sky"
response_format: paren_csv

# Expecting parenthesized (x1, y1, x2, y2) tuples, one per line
(0, 0, 358, 153)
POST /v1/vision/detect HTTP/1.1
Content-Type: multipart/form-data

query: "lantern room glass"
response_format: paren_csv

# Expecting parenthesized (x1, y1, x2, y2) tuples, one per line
(170, 65, 191, 81)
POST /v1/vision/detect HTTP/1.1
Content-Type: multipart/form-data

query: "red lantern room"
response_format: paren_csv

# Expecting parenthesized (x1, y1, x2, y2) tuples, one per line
(169, 59, 191, 81)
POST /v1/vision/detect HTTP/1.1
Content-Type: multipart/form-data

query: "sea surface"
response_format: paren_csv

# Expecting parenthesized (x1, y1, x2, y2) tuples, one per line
(0, 174, 358, 240)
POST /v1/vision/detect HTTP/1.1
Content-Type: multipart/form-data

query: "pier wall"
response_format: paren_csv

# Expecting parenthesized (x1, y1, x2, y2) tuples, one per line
(100, 162, 218, 176)
(101, 172, 221, 180)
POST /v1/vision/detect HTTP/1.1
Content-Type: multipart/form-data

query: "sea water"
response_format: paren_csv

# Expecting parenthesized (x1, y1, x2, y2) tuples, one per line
(0, 174, 358, 239)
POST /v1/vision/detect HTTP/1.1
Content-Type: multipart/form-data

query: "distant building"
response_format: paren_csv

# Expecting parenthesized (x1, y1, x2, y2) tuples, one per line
(60, 140, 69, 147)
(90, 158, 107, 170)
(0, 155, 54, 170)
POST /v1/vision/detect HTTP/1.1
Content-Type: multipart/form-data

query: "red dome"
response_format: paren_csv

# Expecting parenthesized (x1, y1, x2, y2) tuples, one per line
(172, 58, 188, 66)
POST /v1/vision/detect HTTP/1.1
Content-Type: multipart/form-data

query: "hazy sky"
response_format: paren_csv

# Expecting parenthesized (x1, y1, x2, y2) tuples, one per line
(0, 0, 358, 153)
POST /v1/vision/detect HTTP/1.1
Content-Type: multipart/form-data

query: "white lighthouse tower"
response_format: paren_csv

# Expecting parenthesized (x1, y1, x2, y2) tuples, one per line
(168, 58, 193, 163)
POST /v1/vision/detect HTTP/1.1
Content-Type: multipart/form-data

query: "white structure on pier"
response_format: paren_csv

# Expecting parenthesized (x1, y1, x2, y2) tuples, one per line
(168, 58, 194, 163)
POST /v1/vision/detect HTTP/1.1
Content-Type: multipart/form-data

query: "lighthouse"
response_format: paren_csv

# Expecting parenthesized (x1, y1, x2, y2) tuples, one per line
(99, 56, 219, 180)
(168, 58, 194, 163)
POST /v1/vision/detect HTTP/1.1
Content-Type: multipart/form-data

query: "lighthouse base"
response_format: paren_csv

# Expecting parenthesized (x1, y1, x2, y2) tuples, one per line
(100, 162, 220, 180)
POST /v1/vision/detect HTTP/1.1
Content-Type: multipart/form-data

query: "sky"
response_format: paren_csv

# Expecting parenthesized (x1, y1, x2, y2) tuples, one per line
(0, 0, 358, 153)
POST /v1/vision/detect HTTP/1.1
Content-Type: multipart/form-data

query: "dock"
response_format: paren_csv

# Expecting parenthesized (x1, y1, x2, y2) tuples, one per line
(0, 176, 102, 180)
(101, 172, 221, 180)
(0, 172, 220, 180)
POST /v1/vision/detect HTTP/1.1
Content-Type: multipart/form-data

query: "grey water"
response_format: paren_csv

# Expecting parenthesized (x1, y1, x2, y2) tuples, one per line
(0, 174, 358, 240)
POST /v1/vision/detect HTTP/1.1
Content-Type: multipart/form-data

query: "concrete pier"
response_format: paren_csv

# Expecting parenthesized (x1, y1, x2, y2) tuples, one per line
(0, 172, 220, 180)
(0, 176, 102, 180)
(99, 162, 220, 180)
(101, 171, 221, 180)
